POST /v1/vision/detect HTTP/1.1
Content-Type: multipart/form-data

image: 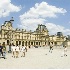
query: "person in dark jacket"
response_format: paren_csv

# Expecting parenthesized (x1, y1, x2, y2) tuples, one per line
(49, 43, 53, 53)
(0, 43, 3, 57)
(2, 44, 6, 59)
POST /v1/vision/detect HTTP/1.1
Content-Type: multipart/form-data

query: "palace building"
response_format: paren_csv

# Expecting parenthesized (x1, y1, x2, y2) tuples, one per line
(0, 18, 66, 47)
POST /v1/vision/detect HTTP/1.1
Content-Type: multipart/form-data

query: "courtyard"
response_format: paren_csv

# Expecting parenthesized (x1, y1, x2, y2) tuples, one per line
(0, 46, 70, 69)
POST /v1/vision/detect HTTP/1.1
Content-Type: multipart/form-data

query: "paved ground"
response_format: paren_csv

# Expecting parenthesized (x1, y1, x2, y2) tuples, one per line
(0, 46, 70, 69)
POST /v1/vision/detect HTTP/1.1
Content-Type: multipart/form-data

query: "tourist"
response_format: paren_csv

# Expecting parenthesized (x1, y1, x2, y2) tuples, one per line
(49, 43, 53, 53)
(2, 44, 6, 59)
(11, 44, 16, 58)
(64, 45, 67, 56)
(6, 44, 9, 53)
(15, 44, 19, 58)
(0, 43, 3, 58)
(21, 45, 26, 57)
(9, 43, 12, 53)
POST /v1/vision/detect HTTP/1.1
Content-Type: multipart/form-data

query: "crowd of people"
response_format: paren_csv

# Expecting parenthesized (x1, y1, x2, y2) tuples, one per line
(0, 42, 68, 59)
(0, 43, 27, 59)
(11, 44, 27, 58)
(49, 43, 67, 57)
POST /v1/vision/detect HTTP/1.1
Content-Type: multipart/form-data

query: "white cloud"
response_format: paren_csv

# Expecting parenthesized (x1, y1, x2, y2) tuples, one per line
(45, 23, 70, 35)
(19, 1, 67, 32)
(0, 0, 21, 17)
(20, 2, 66, 19)
(18, 18, 46, 31)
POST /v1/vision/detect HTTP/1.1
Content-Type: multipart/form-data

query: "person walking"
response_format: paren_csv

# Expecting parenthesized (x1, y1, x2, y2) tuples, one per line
(2, 44, 6, 59)
(6, 44, 9, 53)
(64, 45, 67, 56)
(21, 45, 26, 57)
(11, 44, 16, 58)
(0, 43, 3, 58)
(9, 43, 12, 53)
(15, 45, 19, 58)
(49, 43, 53, 53)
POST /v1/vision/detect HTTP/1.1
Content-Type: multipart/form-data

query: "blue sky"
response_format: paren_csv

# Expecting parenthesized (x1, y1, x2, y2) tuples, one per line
(0, 0, 70, 35)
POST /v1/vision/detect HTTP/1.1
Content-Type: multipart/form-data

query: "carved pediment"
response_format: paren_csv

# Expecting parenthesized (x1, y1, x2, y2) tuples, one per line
(1, 21, 12, 30)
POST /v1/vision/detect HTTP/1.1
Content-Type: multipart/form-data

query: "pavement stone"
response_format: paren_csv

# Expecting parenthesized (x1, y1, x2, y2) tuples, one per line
(0, 46, 70, 69)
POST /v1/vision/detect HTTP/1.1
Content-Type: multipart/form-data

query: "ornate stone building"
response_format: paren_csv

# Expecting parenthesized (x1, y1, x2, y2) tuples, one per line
(0, 18, 66, 47)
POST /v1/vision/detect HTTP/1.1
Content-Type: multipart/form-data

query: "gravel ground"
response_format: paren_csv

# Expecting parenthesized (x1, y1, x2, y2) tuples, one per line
(0, 46, 70, 69)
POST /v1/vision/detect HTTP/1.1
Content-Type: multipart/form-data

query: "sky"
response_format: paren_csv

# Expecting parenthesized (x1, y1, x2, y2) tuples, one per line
(0, 0, 70, 36)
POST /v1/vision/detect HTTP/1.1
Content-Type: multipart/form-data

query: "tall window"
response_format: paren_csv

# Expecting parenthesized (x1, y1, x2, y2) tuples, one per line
(36, 42, 38, 45)
(16, 41, 18, 45)
(19, 35, 20, 39)
(19, 41, 21, 45)
(45, 42, 46, 45)
(39, 42, 40, 45)
(25, 41, 27, 46)
(22, 41, 24, 46)
(31, 42, 33, 45)
(7, 40, 9, 45)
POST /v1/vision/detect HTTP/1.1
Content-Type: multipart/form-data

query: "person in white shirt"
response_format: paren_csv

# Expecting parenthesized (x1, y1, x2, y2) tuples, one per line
(11, 44, 16, 58)
(6, 45, 9, 53)
(64, 45, 67, 56)
(15, 45, 19, 58)
(61, 45, 67, 57)
(21, 45, 26, 57)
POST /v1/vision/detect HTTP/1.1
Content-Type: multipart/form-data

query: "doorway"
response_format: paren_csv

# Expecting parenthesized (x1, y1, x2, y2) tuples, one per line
(7, 40, 9, 45)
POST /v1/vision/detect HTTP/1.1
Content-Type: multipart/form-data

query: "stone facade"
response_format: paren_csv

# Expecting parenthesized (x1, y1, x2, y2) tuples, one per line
(0, 18, 66, 47)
